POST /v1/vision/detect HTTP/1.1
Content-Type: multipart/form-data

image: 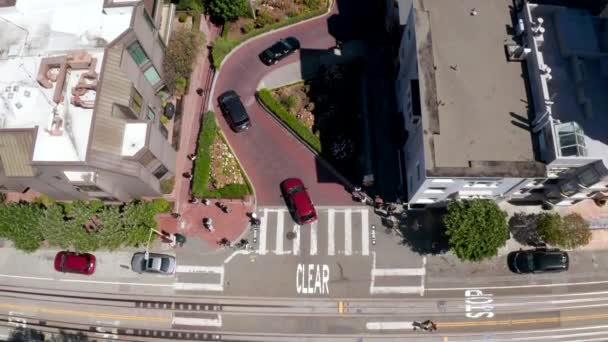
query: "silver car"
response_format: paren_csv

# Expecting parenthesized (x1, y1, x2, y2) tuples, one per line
(131, 252, 176, 275)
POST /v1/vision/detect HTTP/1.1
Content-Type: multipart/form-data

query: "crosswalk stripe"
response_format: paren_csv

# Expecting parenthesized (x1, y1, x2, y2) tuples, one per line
(292, 224, 300, 255)
(370, 286, 424, 294)
(344, 208, 352, 256)
(327, 209, 335, 256)
(361, 209, 369, 256)
(310, 221, 318, 255)
(174, 283, 223, 291)
(176, 266, 223, 274)
(275, 210, 285, 255)
(372, 268, 426, 276)
(172, 315, 222, 327)
(258, 209, 268, 255)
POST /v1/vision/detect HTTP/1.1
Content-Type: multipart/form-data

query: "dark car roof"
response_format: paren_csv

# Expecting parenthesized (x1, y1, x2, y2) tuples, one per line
(533, 250, 568, 270)
(282, 178, 315, 217)
(219, 91, 249, 123)
(283, 37, 300, 49)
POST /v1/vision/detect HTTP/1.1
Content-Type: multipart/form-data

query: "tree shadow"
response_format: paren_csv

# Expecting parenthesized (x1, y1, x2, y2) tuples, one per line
(397, 207, 450, 255)
(508, 212, 543, 246)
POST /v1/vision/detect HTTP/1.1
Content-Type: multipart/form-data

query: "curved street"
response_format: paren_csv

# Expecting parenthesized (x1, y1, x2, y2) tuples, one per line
(211, 3, 352, 206)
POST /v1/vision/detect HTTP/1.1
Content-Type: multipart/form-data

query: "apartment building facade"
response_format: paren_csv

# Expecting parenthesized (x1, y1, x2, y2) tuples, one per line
(0, 0, 177, 201)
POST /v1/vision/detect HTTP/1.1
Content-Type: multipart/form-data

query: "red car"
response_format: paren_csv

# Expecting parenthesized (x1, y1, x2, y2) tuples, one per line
(54, 251, 96, 275)
(281, 178, 317, 224)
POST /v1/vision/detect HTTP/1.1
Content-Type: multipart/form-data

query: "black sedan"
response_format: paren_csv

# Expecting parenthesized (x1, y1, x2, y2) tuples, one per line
(259, 37, 301, 66)
(508, 248, 569, 274)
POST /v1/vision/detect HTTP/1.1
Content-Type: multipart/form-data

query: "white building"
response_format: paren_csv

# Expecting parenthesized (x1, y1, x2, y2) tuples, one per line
(394, 0, 608, 208)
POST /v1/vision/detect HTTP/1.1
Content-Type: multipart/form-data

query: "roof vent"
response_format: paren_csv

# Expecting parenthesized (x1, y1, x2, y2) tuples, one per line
(14, 102, 22, 109)
(24, 90, 31, 97)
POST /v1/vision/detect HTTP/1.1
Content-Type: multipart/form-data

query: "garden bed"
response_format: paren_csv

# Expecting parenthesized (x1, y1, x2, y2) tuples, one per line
(258, 63, 365, 182)
(192, 112, 252, 199)
(211, 0, 329, 69)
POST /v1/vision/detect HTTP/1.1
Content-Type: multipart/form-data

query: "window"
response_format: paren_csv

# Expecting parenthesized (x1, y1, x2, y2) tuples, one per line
(153, 164, 168, 179)
(560, 181, 579, 197)
(144, 66, 161, 86)
(556, 122, 587, 157)
(127, 41, 149, 66)
(416, 162, 421, 181)
(130, 88, 143, 115)
(147, 107, 156, 121)
(464, 181, 501, 188)
(577, 168, 600, 188)
(424, 187, 446, 194)
(76, 185, 103, 192)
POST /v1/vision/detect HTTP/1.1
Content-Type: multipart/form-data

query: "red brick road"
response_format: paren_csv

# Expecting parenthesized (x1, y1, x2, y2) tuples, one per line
(212, 2, 352, 206)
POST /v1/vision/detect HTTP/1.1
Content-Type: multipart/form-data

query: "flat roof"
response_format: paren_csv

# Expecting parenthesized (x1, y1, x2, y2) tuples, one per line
(416, 0, 540, 175)
(0, 0, 132, 162)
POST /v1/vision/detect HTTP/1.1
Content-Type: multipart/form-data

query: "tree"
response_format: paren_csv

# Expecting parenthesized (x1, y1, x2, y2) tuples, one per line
(163, 28, 204, 93)
(209, 0, 250, 22)
(443, 199, 508, 261)
(537, 212, 591, 249)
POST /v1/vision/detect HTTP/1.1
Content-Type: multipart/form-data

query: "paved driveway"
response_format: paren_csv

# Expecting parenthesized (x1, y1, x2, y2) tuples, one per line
(211, 3, 352, 206)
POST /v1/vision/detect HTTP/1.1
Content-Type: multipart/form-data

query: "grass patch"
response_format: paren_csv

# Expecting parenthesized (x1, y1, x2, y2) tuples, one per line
(211, 1, 329, 69)
(192, 111, 217, 197)
(257, 88, 321, 153)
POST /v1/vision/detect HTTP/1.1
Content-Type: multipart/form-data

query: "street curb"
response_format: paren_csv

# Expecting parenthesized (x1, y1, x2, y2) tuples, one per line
(254, 92, 354, 190)
(207, 0, 334, 112)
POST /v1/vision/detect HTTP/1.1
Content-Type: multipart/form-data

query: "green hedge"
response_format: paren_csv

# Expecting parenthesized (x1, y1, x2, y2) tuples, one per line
(192, 111, 217, 197)
(257, 89, 321, 153)
(211, 1, 329, 69)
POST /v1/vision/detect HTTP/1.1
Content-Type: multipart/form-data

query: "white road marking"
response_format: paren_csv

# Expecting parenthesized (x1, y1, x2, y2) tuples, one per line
(327, 209, 335, 256)
(224, 250, 250, 264)
(275, 210, 285, 255)
(176, 266, 224, 274)
(172, 315, 222, 327)
(174, 283, 223, 291)
(310, 220, 318, 255)
(371, 286, 424, 294)
(372, 268, 425, 276)
(59, 279, 173, 287)
(292, 224, 300, 255)
(420, 256, 426, 297)
(361, 209, 369, 256)
(427, 279, 608, 291)
(0, 274, 52, 281)
(258, 209, 268, 255)
(344, 208, 352, 256)
(366, 321, 413, 330)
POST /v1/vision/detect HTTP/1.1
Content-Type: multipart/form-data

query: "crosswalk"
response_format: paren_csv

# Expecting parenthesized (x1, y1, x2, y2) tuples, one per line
(174, 265, 224, 292)
(369, 255, 426, 295)
(256, 208, 371, 257)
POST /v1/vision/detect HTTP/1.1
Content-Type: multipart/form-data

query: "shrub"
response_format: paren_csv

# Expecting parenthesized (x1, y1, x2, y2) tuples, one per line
(210, 0, 251, 22)
(175, 77, 188, 96)
(443, 199, 508, 261)
(178, 12, 188, 23)
(192, 112, 217, 196)
(160, 116, 170, 125)
(177, 0, 203, 12)
(255, 10, 275, 28)
(257, 89, 321, 152)
(212, 37, 239, 69)
(537, 212, 592, 249)
(163, 28, 204, 92)
(151, 198, 172, 213)
(241, 21, 255, 34)
(302, 0, 322, 10)
(281, 94, 298, 111)
(160, 177, 175, 194)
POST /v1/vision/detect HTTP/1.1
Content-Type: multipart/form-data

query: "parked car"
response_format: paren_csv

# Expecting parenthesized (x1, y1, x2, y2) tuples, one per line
(131, 252, 176, 275)
(54, 251, 96, 275)
(280, 178, 317, 224)
(508, 248, 569, 274)
(259, 37, 301, 66)
(218, 90, 251, 132)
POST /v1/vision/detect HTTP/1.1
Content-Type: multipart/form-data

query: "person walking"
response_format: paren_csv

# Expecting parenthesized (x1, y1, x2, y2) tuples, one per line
(374, 195, 384, 209)
(182, 172, 192, 179)
(421, 320, 437, 332)
(187, 153, 197, 161)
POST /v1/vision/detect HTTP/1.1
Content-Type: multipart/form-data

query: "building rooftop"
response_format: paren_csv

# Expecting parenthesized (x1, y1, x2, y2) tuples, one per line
(0, 0, 133, 162)
(526, 4, 608, 163)
(415, 0, 544, 176)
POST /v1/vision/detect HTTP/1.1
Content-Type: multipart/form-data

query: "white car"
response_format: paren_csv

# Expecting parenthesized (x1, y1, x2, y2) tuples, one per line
(131, 252, 176, 275)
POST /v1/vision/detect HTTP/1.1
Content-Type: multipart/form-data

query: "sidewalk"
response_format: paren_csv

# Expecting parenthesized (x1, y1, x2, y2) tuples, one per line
(168, 16, 253, 251)
(501, 200, 608, 251)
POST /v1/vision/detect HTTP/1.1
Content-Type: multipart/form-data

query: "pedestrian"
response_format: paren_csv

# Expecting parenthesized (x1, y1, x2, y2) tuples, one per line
(174, 233, 186, 247)
(374, 195, 384, 209)
(182, 172, 192, 179)
(187, 153, 197, 161)
(171, 211, 181, 219)
(386, 204, 395, 216)
(202, 198, 211, 206)
(189, 197, 199, 204)
(421, 320, 437, 331)
(196, 88, 204, 96)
